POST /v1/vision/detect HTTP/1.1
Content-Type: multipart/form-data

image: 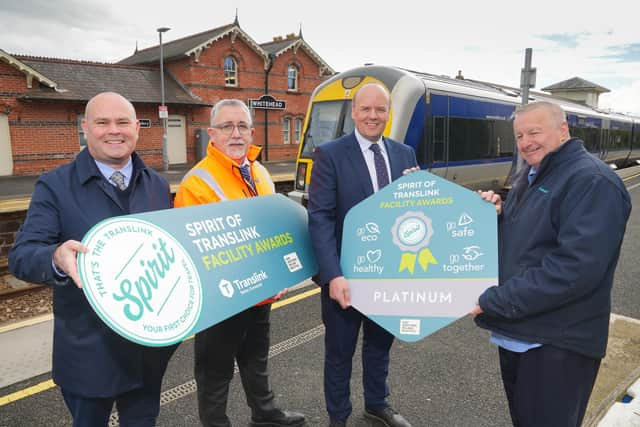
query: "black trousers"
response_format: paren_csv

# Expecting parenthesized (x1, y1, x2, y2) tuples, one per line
(61, 345, 176, 427)
(320, 285, 394, 422)
(499, 345, 601, 427)
(194, 304, 276, 427)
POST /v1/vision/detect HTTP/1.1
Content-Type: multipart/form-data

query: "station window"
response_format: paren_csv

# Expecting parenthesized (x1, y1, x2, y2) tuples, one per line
(294, 118, 303, 144)
(77, 115, 86, 148)
(287, 64, 299, 91)
(283, 118, 291, 144)
(224, 57, 238, 86)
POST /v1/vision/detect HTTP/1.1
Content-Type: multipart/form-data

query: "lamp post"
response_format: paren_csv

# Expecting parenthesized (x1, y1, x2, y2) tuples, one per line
(157, 27, 170, 171)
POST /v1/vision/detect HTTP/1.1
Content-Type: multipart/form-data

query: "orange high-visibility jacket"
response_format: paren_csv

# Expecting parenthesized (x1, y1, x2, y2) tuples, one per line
(174, 142, 276, 304)
(175, 143, 274, 206)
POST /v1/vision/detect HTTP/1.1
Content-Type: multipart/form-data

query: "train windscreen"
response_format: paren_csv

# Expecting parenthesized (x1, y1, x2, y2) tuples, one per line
(299, 100, 354, 158)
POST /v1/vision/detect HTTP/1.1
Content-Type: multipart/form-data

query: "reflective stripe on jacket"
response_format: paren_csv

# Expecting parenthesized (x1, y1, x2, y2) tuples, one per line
(174, 142, 276, 304)
(175, 143, 274, 206)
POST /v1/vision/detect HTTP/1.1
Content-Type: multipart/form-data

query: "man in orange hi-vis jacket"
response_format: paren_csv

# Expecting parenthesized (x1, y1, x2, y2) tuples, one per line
(175, 99, 306, 427)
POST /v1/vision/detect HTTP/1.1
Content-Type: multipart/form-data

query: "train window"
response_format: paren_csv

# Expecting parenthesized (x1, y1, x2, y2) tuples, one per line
(341, 101, 354, 136)
(493, 120, 515, 157)
(584, 128, 599, 152)
(570, 126, 600, 152)
(449, 118, 491, 161)
(609, 122, 631, 151)
(432, 117, 446, 162)
(300, 101, 345, 158)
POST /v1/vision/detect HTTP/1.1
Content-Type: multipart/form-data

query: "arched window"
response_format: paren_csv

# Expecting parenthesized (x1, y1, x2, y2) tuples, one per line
(224, 56, 237, 86)
(287, 64, 298, 91)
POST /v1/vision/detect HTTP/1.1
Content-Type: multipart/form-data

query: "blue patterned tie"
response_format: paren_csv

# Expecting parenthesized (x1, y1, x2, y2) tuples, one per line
(239, 164, 257, 196)
(110, 171, 127, 191)
(369, 143, 390, 190)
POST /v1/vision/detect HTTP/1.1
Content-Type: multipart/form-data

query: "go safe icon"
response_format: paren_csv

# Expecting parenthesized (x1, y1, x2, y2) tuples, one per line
(340, 171, 498, 342)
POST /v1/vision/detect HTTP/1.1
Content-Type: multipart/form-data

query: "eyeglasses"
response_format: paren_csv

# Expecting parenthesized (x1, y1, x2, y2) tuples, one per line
(211, 123, 252, 135)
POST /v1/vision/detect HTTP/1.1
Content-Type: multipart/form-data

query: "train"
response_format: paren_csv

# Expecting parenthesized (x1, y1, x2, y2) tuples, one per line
(288, 65, 640, 205)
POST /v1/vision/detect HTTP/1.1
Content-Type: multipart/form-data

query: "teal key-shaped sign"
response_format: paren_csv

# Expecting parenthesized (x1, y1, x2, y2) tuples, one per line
(341, 171, 498, 341)
(78, 194, 317, 347)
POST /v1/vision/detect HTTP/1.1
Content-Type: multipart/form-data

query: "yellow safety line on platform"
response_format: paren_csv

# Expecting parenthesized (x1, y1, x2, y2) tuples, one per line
(0, 380, 56, 406)
(272, 286, 320, 310)
(622, 172, 640, 181)
(0, 285, 320, 406)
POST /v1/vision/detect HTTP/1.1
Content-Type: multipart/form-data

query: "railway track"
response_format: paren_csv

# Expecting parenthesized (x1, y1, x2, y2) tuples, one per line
(0, 284, 45, 301)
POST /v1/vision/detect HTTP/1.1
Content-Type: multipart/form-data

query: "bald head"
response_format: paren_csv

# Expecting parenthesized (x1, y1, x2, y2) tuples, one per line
(85, 92, 137, 121)
(81, 92, 140, 169)
(351, 82, 391, 142)
(352, 83, 390, 109)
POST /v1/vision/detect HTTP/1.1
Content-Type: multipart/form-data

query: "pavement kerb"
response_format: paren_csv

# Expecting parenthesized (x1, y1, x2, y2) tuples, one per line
(0, 313, 53, 334)
(583, 314, 640, 426)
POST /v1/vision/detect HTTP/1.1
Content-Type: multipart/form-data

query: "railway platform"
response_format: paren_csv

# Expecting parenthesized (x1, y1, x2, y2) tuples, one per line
(0, 160, 296, 211)
(1, 165, 639, 426)
(1, 300, 640, 426)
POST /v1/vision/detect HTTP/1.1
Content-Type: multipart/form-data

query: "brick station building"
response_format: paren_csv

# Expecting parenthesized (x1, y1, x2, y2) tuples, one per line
(0, 19, 334, 176)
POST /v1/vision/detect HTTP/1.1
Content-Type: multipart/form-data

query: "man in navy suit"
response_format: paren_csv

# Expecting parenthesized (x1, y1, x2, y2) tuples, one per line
(10, 92, 176, 426)
(308, 83, 417, 427)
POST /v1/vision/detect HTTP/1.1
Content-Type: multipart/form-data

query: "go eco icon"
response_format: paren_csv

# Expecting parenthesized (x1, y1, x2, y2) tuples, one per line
(341, 171, 499, 341)
(78, 194, 318, 346)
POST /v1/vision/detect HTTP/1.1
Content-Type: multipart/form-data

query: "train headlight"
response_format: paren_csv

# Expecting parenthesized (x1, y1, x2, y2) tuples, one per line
(295, 162, 308, 191)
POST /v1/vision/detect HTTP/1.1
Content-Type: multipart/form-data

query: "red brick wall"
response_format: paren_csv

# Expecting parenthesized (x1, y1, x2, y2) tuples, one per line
(0, 34, 329, 175)
(166, 34, 328, 162)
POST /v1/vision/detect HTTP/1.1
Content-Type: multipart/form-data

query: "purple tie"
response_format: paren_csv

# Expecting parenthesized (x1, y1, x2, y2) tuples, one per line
(239, 164, 257, 196)
(369, 143, 390, 190)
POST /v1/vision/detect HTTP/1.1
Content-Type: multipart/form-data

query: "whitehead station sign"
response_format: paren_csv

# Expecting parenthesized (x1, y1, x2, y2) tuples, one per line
(248, 94, 287, 110)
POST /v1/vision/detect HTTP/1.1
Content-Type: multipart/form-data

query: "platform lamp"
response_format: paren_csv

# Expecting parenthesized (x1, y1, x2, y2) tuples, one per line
(157, 27, 171, 171)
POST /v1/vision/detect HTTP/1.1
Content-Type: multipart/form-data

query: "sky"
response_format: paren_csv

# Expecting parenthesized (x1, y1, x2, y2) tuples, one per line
(2, 0, 639, 115)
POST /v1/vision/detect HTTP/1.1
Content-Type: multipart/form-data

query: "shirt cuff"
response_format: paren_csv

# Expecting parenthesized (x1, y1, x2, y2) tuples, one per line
(52, 259, 67, 278)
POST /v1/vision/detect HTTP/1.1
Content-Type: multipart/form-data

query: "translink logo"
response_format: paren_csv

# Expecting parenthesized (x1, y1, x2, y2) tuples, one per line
(219, 279, 235, 298)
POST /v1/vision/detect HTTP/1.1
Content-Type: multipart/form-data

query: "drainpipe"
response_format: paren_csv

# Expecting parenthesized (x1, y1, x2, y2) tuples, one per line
(263, 53, 275, 161)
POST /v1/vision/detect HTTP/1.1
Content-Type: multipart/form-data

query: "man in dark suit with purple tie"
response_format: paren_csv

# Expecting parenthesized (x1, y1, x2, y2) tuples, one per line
(308, 83, 417, 427)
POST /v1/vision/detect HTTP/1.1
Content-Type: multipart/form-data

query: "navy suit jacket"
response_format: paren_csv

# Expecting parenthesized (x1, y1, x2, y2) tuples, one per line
(9, 148, 176, 398)
(308, 132, 418, 285)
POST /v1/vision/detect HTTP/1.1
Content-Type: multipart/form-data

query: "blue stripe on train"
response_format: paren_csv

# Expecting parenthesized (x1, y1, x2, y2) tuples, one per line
(431, 94, 515, 119)
(421, 157, 513, 169)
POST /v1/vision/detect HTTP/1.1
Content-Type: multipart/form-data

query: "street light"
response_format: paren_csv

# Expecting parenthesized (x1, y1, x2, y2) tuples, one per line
(157, 27, 170, 171)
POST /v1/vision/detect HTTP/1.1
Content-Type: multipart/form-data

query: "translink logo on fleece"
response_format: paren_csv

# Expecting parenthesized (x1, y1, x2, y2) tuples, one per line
(218, 270, 269, 298)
